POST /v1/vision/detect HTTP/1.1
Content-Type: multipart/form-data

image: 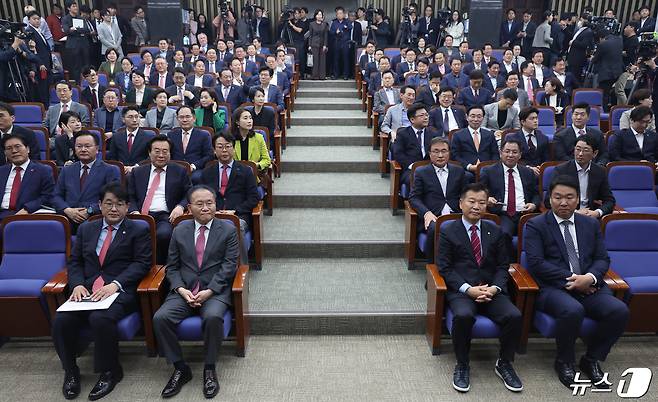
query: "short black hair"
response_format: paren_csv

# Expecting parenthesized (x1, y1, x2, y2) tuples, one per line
(520, 60, 532, 71)
(519, 106, 538, 121)
(469, 70, 484, 80)
(147, 134, 174, 152)
(2, 134, 27, 147)
(100, 182, 128, 203)
(258, 65, 273, 76)
(172, 67, 186, 76)
(574, 133, 599, 152)
(500, 136, 523, 151)
(488, 60, 500, 69)
(74, 130, 99, 146)
(187, 184, 217, 202)
(438, 87, 455, 96)
(572, 102, 591, 115)
(407, 103, 427, 120)
(467, 105, 485, 115)
(630, 105, 654, 122)
(417, 57, 429, 66)
(212, 131, 236, 147)
(0, 101, 15, 115)
(629, 89, 652, 106)
(400, 85, 416, 95)
(460, 182, 489, 199)
(121, 104, 140, 116)
(59, 110, 81, 126)
(549, 174, 580, 197)
(176, 105, 194, 115)
(501, 88, 519, 101)
(131, 70, 145, 81)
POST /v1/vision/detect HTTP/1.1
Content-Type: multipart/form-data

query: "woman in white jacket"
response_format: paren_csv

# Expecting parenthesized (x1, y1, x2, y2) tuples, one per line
(445, 10, 464, 44)
(97, 9, 124, 59)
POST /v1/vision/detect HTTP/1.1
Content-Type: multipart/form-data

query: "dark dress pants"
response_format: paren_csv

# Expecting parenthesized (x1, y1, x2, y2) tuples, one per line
(150, 211, 173, 265)
(447, 291, 522, 365)
(535, 285, 629, 363)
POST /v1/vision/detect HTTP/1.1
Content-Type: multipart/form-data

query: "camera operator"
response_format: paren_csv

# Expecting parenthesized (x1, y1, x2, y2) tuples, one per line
(590, 29, 623, 111)
(236, 6, 254, 45)
(642, 52, 658, 118)
(212, 1, 236, 41)
(282, 8, 307, 78)
(371, 9, 390, 47)
(0, 31, 40, 102)
(622, 23, 639, 66)
(395, 5, 419, 47)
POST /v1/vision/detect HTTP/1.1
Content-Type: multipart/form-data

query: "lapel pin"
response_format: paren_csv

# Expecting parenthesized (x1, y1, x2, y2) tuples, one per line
(122, 231, 126, 235)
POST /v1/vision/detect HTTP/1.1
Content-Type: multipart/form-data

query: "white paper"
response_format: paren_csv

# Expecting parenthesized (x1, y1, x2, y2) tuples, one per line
(72, 18, 84, 29)
(57, 293, 119, 312)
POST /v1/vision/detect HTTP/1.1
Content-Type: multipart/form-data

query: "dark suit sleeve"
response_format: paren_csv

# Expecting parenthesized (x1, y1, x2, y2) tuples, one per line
(177, 170, 192, 209)
(525, 218, 572, 288)
(51, 168, 69, 213)
(609, 132, 625, 161)
(527, 170, 540, 206)
(450, 133, 469, 169)
(594, 131, 609, 166)
(553, 131, 570, 161)
(67, 222, 87, 289)
(207, 224, 239, 295)
(437, 228, 470, 292)
(126, 170, 139, 213)
(115, 223, 152, 289)
(491, 228, 511, 294)
(24, 168, 55, 212)
(165, 225, 185, 291)
(235, 167, 259, 217)
(409, 168, 429, 217)
(479, 168, 502, 214)
(106, 134, 117, 160)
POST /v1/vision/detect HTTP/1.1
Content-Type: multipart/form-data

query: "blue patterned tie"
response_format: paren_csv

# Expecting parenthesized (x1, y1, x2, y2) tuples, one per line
(561, 221, 581, 274)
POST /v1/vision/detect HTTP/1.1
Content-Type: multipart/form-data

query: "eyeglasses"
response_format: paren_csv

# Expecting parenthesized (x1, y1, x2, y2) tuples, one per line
(4, 144, 24, 152)
(75, 144, 97, 150)
(102, 201, 127, 210)
(215, 144, 234, 150)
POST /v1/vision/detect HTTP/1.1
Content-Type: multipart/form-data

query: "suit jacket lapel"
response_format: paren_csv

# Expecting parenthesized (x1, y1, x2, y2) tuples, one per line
(0, 166, 10, 201)
(103, 220, 127, 266)
(455, 222, 476, 263)
(201, 218, 221, 270)
(19, 162, 36, 200)
(131, 129, 145, 158)
(82, 160, 101, 197)
(547, 213, 570, 266)
(480, 221, 491, 259)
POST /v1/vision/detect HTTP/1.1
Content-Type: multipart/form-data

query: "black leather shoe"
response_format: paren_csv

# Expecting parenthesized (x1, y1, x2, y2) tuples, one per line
(579, 356, 607, 387)
(495, 359, 523, 392)
(88, 366, 123, 401)
(161, 367, 192, 398)
(62, 369, 81, 400)
(203, 369, 219, 398)
(554, 360, 576, 389)
(452, 363, 470, 392)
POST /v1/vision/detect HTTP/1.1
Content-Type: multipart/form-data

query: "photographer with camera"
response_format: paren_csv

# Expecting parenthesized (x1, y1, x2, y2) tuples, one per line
(280, 7, 307, 78)
(395, 5, 419, 47)
(0, 22, 40, 102)
(370, 9, 390, 47)
(213, 1, 236, 41)
(590, 29, 624, 111)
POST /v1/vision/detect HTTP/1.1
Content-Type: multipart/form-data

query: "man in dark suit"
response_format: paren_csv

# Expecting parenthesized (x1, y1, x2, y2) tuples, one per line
(169, 106, 214, 173)
(438, 183, 523, 393)
(61, 1, 91, 83)
(591, 32, 624, 110)
(428, 87, 467, 135)
(204, 49, 223, 78)
(506, 107, 550, 174)
(554, 103, 608, 166)
(518, 61, 540, 103)
(525, 175, 629, 388)
(169, 50, 192, 76)
(215, 69, 245, 112)
(25, 10, 52, 104)
(106, 105, 156, 170)
(153, 185, 239, 399)
(358, 42, 377, 77)
(80, 67, 107, 111)
(450, 105, 500, 180)
(409, 137, 466, 259)
(518, 11, 536, 58)
(254, 66, 285, 111)
(456, 41, 474, 64)
(482, 61, 506, 94)
(419, 5, 440, 46)
(456, 70, 493, 108)
(364, 49, 385, 84)
(53, 182, 151, 400)
(415, 71, 442, 110)
(462, 49, 486, 77)
(0, 134, 54, 218)
(548, 58, 576, 96)
(0, 102, 40, 164)
(396, 49, 418, 80)
(392, 104, 442, 187)
(52, 131, 121, 228)
(545, 134, 615, 217)
(166, 68, 199, 108)
(566, 16, 594, 84)
(500, 9, 521, 48)
(127, 135, 190, 263)
(93, 89, 124, 136)
(253, 6, 272, 44)
(232, 46, 258, 76)
(480, 138, 539, 250)
(637, 5, 656, 34)
(186, 60, 216, 88)
(440, 58, 469, 89)
(610, 106, 658, 163)
(154, 38, 174, 63)
(151, 57, 175, 89)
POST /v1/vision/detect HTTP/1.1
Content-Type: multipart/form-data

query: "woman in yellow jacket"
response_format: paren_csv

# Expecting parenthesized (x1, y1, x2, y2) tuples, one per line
(232, 106, 271, 184)
(194, 88, 226, 133)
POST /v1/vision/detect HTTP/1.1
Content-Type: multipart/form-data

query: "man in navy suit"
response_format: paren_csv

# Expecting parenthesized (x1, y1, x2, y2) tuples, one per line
(415, 71, 442, 110)
(462, 49, 487, 76)
(127, 135, 190, 263)
(409, 137, 466, 259)
(0, 135, 54, 218)
(359, 41, 377, 77)
(500, 8, 521, 47)
(165, 68, 199, 108)
(0, 102, 40, 164)
(169, 49, 192, 75)
(525, 175, 629, 389)
(456, 70, 494, 108)
(263, 54, 291, 95)
(610, 106, 658, 163)
(53, 183, 152, 400)
(450, 105, 500, 180)
(418, 5, 440, 46)
(396, 48, 418, 80)
(438, 183, 523, 393)
(566, 16, 593, 84)
(254, 66, 284, 111)
(214, 69, 245, 112)
(26, 10, 53, 104)
(480, 138, 539, 252)
(392, 104, 442, 187)
(168, 106, 214, 173)
(482, 61, 506, 94)
(232, 46, 258, 76)
(93, 89, 124, 136)
(548, 58, 575, 96)
(204, 49, 223, 78)
(506, 107, 550, 174)
(51, 131, 121, 229)
(186, 60, 215, 88)
(428, 87, 467, 135)
(151, 57, 175, 89)
(554, 103, 608, 166)
(441, 58, 469, 89)
(80, 67, 106, 111)
(106, 106, 156, 171)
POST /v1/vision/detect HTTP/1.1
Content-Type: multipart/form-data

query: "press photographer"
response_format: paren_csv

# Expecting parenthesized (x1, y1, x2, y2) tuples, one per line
(0, 19, 40, 102)
(370, 9, 390, 47)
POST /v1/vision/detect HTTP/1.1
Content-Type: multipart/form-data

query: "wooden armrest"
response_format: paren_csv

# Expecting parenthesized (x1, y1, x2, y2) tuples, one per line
(426, 264, 447, 291)
(391, 160, 401, 172)
(406, 202, 418, 218)
(232, 264, 249, 292)
(137, 265, 165, 293)
(605, 269, 629, 292)
(42, 269, 69, 294)
(508, 264, 539, 292)
(613, 205, 626, 213)
(149, 265, 168, 293)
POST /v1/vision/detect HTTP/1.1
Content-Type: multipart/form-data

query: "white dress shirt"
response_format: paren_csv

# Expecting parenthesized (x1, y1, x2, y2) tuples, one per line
(384, 87, 395, 104)
(522, 128, 537, 148)
(552, 212, 598, 285)
(1, 160, 29, 209)
(502, 165, 525, 212)
(631, 127, 644, 150)
(434, 165, 452, 216)
(194, 75, 204, 88)
(533, 63, 544, 84)
(135, 87, 145, 105)
(147, 165, 168, 212)
(441, 107, 459, 131)
(574, 161, 602, 217)
(194, 219, 213, 248)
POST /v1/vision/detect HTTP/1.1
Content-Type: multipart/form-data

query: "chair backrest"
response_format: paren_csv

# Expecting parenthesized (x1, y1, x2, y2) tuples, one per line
(0, 215, 70, 280)
(602, 214, 658, 279)
(104, 160, 126, 184)
(10, 103, 45, 126)
(81, 73, 109, 89)
(171, 213, 244, 264)
(491, 49, 505, 62)
(253, 126, 270, 149)
(475, 160, 498, 182)
(538, 161, 562, 202)
(88, 213, 157, 266)
(140, 46, 160, 57)
(609, 105, 630, 131)
(517, 212, 541, 263)
(82, 127, 106, 159)
(534, 90, 546, 105)
(26, 127, 50, 160)
(409, 160, 431, 188)
(383, 48, 401, 60)
(434, 213, 501, 263)
(37, 160, 58, 181)
(49, 85, 81, 105)
(564, 105, 600, 129)
(606, 162, 658, 208)
(572, 88, 603, 107)
(536, 107, 556, 139)
(127, 53, 142, 67)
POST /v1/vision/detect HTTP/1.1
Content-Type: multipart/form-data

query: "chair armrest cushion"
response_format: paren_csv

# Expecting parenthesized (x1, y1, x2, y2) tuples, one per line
(42, 269, 68, 294)
(508, 263, 539, 292)
(426, 264, 447, 291)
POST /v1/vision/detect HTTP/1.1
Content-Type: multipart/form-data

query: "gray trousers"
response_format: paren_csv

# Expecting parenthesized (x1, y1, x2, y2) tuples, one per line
(153, 292, 230, 365)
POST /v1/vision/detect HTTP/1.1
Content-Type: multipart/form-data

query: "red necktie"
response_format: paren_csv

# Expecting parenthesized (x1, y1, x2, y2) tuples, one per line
(220, 164, 229, 195)
(507, 168, 516, 217)
(470, 224, 482, 266)
(8, 166, 22, 210)
(526, 77, 534, 102)
(127, 133, 134, 153)
(80, 165, 89, 188)
(141, 168, 162, 214)
(97, 225, 114, 267)
(192, 226, 207, 295)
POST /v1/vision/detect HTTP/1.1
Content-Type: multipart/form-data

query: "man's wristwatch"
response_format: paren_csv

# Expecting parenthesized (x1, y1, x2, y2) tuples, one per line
(86, 206, 94, 215)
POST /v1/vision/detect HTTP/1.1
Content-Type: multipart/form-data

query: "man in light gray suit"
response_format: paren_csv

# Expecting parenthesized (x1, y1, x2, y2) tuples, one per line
(97, 9, 124, 58)
(380, 85, 415, 142)
(130, 6, 149, 46)
(484, 88, 521, 146)
(153, 185, 239, 399)
(44, 81, 90, 136)
(373, 71, 400, 114)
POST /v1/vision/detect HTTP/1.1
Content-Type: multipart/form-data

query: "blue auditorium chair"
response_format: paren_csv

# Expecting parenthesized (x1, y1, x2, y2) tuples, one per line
(425, 213, 537, 355)
(147, 213, 250, 356)
(538, 161, 562, 211)
(0, 215, 70, 337)
(572, 88, 608, 122)
(564, 105, 601, 130)
(27, 127, 50, 160)
(49, 84, 81, 105)
(42, 214, 163, 355)
(10, 102, 45, 127)
(602, 213, 658, 332)
(606, 161, 658, 214)
(536, 106, 556, 140)
(609, 105, 630, 131)
(80, 72, 109, 89)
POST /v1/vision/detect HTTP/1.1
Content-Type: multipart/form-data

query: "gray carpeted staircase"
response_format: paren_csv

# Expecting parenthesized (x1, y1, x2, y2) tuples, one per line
(250, 80, 425, 335)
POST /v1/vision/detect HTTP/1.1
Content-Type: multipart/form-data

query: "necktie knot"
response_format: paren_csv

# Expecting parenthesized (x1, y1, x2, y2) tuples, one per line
(578, 129, 585, 136)
(199, 225, 207, 235)
(508, 168, 514, 175)
(470, 224, 478, 234)
(560, 220, 572, 228)
(82, 165, 89, 172)
(222, 164, 229, 170)
(155, 167, 163, 174)
(14, 166, 22, 173)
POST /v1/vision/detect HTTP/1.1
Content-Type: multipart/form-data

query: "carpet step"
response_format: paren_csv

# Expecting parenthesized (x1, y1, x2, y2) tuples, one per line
(298, 79, 356, 88)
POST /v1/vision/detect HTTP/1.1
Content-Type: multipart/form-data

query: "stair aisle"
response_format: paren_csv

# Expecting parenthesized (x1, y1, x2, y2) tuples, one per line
(250, 80, 426, 335)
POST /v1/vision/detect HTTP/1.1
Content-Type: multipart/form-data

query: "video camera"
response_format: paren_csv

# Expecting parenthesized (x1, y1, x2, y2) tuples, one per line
(365, 5, 377, 25)
(401, 6, 412, 24)
(281, 4, 295, 20)
(588, 16, 621, 37)
(638, 32, 658, 60)
(218, 0, 230, 18)
(0, 19, 33, 44)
